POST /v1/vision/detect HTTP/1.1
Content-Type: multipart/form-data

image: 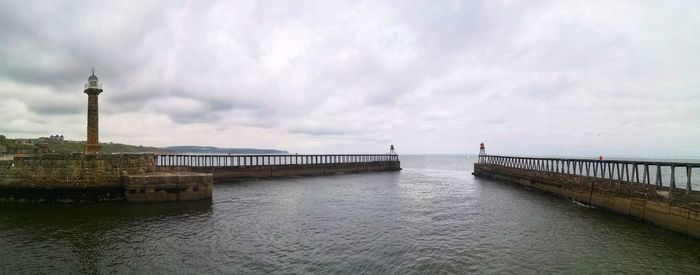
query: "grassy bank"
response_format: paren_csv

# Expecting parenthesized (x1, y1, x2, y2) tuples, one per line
(0, 138, 165, 154)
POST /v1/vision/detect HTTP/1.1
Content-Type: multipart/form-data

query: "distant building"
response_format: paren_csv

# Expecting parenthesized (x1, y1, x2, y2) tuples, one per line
(0, 144, 7, 154)
(0, 135, 6, 140)
(34, 141, 50, 153)
(7, 147, 35, 154)
(42, 135, 64, 141)
(14, 139, 32, 145)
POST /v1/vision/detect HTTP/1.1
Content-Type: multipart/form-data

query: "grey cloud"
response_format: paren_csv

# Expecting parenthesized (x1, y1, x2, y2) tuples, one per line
(0, 0, 698, 155)
(33, 105, 81, 115)
(290, 127, 358, 137)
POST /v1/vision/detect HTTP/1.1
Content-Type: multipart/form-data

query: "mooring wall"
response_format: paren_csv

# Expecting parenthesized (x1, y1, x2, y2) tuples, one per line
(123, 172, 213, 203)
(0, 154, 155, 202)
(474, 163, 700, 238)
(157, 161, 402, 183)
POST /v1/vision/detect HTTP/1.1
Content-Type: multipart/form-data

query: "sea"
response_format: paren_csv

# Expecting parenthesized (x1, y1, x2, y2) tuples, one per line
(1, 155, 699, 274)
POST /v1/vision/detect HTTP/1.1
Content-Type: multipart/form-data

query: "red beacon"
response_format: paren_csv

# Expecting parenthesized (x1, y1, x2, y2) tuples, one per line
(478, 143, 487, 163)
(598, 155, 603, 161)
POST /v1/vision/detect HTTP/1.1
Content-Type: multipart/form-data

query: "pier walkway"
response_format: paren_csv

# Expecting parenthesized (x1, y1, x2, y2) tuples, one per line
(474, 152, 700, 238)
(155, 154, 401, 182)
(478, 154, 700, 192)
(155, 154, 399, 167)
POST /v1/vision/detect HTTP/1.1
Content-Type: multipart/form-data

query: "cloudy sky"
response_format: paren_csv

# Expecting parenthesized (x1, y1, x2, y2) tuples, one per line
(0, 0, 698, 156)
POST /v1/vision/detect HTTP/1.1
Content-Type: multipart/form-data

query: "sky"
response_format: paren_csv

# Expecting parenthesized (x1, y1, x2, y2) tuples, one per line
(0, 0, 699, 156)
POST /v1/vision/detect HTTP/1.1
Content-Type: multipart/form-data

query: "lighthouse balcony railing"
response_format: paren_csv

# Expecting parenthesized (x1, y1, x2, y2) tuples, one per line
(85, 83, 102, 89)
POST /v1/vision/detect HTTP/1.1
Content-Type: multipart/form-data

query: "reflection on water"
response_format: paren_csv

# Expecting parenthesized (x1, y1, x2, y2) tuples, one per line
(1, 155, 699, 273)
(0, 201, 212, 273)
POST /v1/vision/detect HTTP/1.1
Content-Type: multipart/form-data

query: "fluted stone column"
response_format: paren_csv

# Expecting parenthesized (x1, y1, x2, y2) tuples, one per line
(84, 87, 102, 154)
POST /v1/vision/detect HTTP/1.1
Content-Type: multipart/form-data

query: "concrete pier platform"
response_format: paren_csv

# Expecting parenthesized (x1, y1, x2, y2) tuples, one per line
(123, 172, 213, 203)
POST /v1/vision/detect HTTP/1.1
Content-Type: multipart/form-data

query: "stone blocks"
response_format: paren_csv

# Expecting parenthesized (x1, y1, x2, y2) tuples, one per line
(156, 161, 402, 183)
(123, 172, 213, 202)
(0, 154, 157, 202)
(474, 163, 700, 239)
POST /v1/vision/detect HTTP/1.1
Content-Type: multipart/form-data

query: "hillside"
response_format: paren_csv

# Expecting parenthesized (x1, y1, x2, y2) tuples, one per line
(48, 141, 166, 154)
(0, 138, 165, 154)
(0, 137, 286, 155)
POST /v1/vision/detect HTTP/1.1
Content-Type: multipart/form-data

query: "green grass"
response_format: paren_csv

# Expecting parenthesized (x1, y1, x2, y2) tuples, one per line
(0, 138, 165, 154)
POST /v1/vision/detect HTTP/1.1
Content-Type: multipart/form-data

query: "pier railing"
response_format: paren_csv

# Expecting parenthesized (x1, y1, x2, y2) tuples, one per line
(479, 155, 700, 193)
(155, 154, 399, 168)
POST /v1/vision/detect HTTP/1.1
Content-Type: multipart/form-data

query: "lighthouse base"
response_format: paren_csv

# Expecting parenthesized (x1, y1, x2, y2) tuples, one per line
(85, 144, 102, 155)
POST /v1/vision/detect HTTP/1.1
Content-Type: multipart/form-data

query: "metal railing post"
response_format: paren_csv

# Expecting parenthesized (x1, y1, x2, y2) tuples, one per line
(670, 165, 676, 189)
(687, 166, 692, 194)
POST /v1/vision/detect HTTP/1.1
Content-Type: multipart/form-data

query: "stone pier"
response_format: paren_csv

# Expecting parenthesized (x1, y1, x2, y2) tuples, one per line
(474, 162, 700, 239)
(158, 161, 402, 183)
(0, 154, 212, 203)
(154, 154, 401, 183)
(123, 172, 212, 202)
(0, 153, 400, 203)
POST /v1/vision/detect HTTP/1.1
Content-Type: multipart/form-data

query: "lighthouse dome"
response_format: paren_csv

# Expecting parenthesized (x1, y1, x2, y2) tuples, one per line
(85, 68, 102, 90)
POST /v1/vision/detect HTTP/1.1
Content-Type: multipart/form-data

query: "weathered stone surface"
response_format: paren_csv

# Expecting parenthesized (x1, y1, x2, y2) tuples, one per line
(156, 161, 401, 183)
(0, 186, 124, 203)
(474, 163, 700, 239)
(0, 155, 398, 203)
(84, 88, 103, 154)
(123, 172, 213, 202)
(0, 154, 156, 202)
(1, 154, 155, 187)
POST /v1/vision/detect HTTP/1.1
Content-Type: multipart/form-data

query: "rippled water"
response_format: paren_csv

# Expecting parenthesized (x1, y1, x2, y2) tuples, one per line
(1, 155, 699, 274)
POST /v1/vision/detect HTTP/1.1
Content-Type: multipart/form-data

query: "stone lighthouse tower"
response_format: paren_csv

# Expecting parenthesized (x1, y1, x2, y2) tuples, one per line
(84, 69, 103, 154)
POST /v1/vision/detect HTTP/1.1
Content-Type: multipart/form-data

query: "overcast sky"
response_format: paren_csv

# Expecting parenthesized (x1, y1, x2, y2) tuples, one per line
(0, 0, 698, 156)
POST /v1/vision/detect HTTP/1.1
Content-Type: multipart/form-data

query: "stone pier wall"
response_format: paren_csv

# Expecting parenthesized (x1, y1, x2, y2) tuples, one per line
(0, 156, 400, 203)
(0, 154, 155, 202)
(157, 161, 402, 183)
(123, 172, 213, 203)
(474, 163, 700, 238)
